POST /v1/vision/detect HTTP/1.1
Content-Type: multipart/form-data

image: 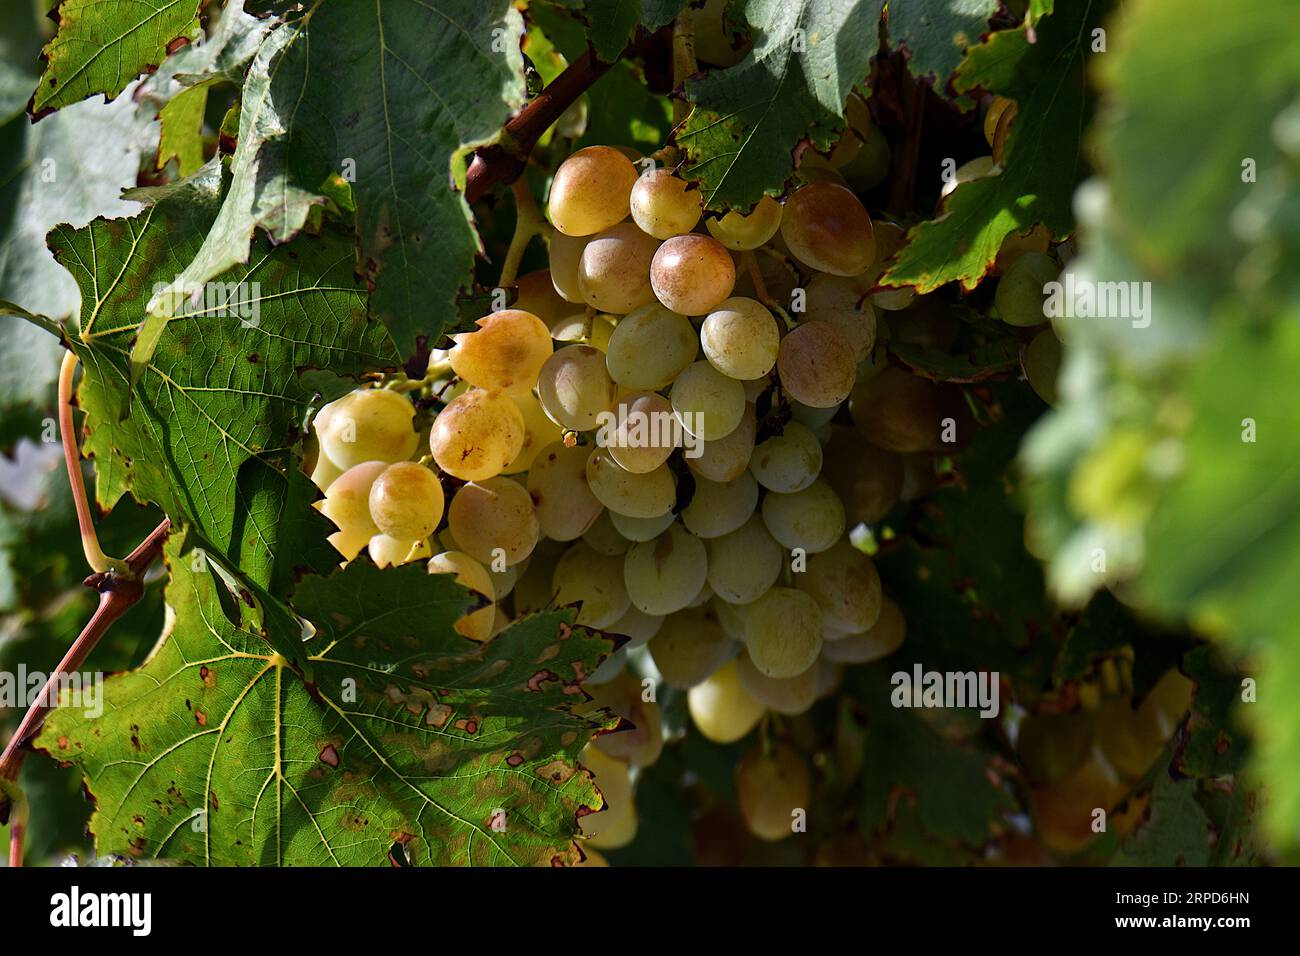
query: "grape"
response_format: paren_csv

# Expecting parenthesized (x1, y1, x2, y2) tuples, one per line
(777, 320, 857, 408)
(796, 541, 881, 632)
(548, 232, 591, 303)
(712, 596, 749, 641)
(760, 480, 845, 554)
(504, 391, 564, 474)
(670, 360, 746, 441)
(623, 523, 709, 615)
(368, 533, 430, 568)
(607, 604, 664, 649)
(609, 508, 675, 542)
(994, 251, 1059, 327)
(429, 388, 525, 481)
(578, 744, 638, 848)
(1029, 755, 1127, 855)
(681, 471, 758, 539)
(526, 442, 603, 541)
(547, 146, 639, 236)
(1097, 669, 1194, 779)
(427, 550, 495, 642)
(735, 651, 819, 716)
(604, 303, 699, 390)
(1016, 711, 1093, 785)
(629, 168, 703, 239)
(449, 309, 552, 395)
(650, 234, 736, 316)
(308, 438, 344, 493)
(1023, 327, 1063, 405)
(367, 461, 445, 541)
(820, 426, 903, 524)
(820, 596, 905, 663)
(316, 388, 418, 469)
(705, 515, 783, 605)
(692, 0, 748, 68)
(841, 122, 891, 193)
(586, 647, 628, 686)
(803, 273, 877, 361)
(744, 587, 822, 678)
(598, 391, 678, 474)
(513, 268, 572, 329)
(582, 509, 630, 556)
(735, 742, 811, 842)
(553, 541, 631, 628)
(688, 659, 766, 744)
(940, 155, 997, 199)
(537, 345, 618, 431)
(849, 366, 958, 454)
(647, 606, 733, 688)
(488, 559, 519, 600)
(995, 223, 1051, 275)
(780, 181, 875, 276)
(983, 95, 1017, 146)
(750, 422, 823, 493)
(321, 461, 387, 560)
(510, 539, 563, 615)
(448, 476, 539, 567)
(686, 402, 756, 482)
(587, 672, 664, 767)
(700, 296, 780, 380)
(586, 448, 676, 519)
(550, 312, 616, 351)
(577, 223, 661, 313)
(705, 196, 783, 250)
(789, 398, 840, 431)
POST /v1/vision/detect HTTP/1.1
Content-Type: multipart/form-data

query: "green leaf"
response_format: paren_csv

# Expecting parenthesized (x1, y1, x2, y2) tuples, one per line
(1180, 645, 1250, 779)
(886, 0, 996, 91)
(889, 336, 1019, 383)
(39, 541, 615, 866)
(156, 82, 208, 176)
(679, 0, 886, 211)
(30, 0, 202, 117)
(884, 2, 1105, 291)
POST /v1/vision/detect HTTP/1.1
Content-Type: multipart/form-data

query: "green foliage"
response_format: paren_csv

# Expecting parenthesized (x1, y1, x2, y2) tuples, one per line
(885, 0, 997, 91)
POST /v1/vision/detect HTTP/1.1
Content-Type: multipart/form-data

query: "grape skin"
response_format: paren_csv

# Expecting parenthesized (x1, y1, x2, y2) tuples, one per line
(649, 234, 736, 316)
(750, 422, 823, 493)
(777, 320, 857, 408)
(428, 388, 525, 481)
(670, 360, 746, 441)
(705, 515, 783, 605)
(316, 388, 418, 470)
(526, 441, 603, 542)
(647, 606, 734, 688)
(577, 223, 661, 313)
(537, 345, 619, 431)
(796, 540, 882, 633)
(760, 479, 846, 554)
(586, 448, 677, 519)
(780, 182, 875, 276)
(745, 587, 823, 678)
(449, 309, 552, 395)
(700, 296, 780, 380)
(367, 461, 445, 541)
(427, 550, 496, 642)
(553, 541, 631, 628)
(995, 251, 1059, 327)
(448, 475, 539, 567)
(681, 471, 758, 539)
(686, 403, 756, 482)
(604, 303, 699, 390)
(547, 146, 639, 237)
(688, 659, 766, 743)
(705, 196, 783, 251)
(735, 651, 820, 715)
(629, 168, 703, 239)
(736, 742, 812, 841)
(623, 523, 709, 616)
(321, 461, 387, 560)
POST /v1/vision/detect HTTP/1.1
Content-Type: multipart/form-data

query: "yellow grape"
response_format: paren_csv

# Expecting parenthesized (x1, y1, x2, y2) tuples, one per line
(513, 268, 572, 329)
(647, 606, 733, 688)
(670, 360, 746, 441)
(526, 441, 604, 541)
(604, 303, 699, 390)
(428, 388, 525, 481)
(688, 659, 765, 744)
(736, 742, 812, 842)
(777, 320, 857, 408)
(548, 232, 591, 303)
(735, 650, 819, 715)
(449, 309, 552, 395)
(586, 448, 676, 519)
(623, 523, 709, 616)
(629, 168, 703, 239)
(796, 541, 881, 633)
(548, 146, 639, 236)
(553, 541, 631, 628)
(780, 181, 875, 276)
(537, 345, 618, 431)
(681, 471, 758, 539)
(650, 234, 736, 316)
(1023, 327, 1063, 405)
(705, 514, 783, 604)
(367, 461, 444, 541)
(600, 391, 679, 474)
(705, 195, 783, 250)
(368, 533, 431, 569)
(750, 421, 822, 493)
(609, 509, 675, 542)
(700, 296, 780, 380)
(803, 273, 877, 361)
(686, 402, 756, 482)
(760, 480, 846, 554)
(316, 388, 418, 469)
(321, 461, 387, 560)
(820, 426, 903, 524)
(503, 391, 564, 474)
(821, 596, 906, 664)
(745, 587, 823, 678)
(577, 222, 661, 313)
(447, 476, 539, 567)
(427, 550, 495, 642)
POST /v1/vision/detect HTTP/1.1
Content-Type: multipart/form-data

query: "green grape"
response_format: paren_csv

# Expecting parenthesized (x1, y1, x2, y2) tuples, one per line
(321, 460, 387, 560)
(609, 509, 675, 542)
(547, 145, 639, 236)
(548, 232, 591, 303)
(550, 312, 616, 351)
(504, 390, 564, 474)
(586, 448, 677, 519)
(745, 587, 822, 678)
(760, 480, 845, 554)
(750, 422, 823, 493)
(604, 303, 699, 390)
(488, 559, 519, 600)
(579, 744, 638, 849)
(686, 402, 756, 482)
(735, 650, 819, 716)
(681, 471, 758, 539)
(789, 398, 840, 431)
(940, 155, 997, 199)
(447, 476, 538, 567)
(700, 296, 780, 380)
(841, 121, 892, 193)
(650, 234, 736, 316)
(526, 441, 603, 541)
(577, 222, 661, 313)
(820, 596, 905, 663)
(1023, 327, 1062, 405)
(702, 512, 780, 600)
(849, 366, 961, 454)
(553, 541, 631, 628)
(513, 268, 572, 329)
(582, 509, 631, 556)
(429, 388, 525, 481)
(712, 595, 750, 641)
(316, 388, 418, 469)
(427, 550, 495, 642)
(599, 391, 678, 474)
(692, 0, 748, 67)
(994, 250, 1059, 327)
(670, 360, 746, 441)
(586, 647, 628, 685)
(705, 195, 783, 250)
(795, 541, 881, 632)
(820, 426, 903, 524)
(537, 345, 619, 431)
(860, 220, 915, 311)
(607, 604, 664, 649)
(629, 168, 703, 239)
(368, 533, 430, 569)
(622, 523, 709, 616)
(735, 742, 812, 842)
(647, 606, 734, 688)
(780, 181, 875, 276)
(587, 671, 664, 767)
(777, 320, 857, 408)
(803, 273, 877, 361)
(367, 461, 445, 541)
(688, 579, 714, 607)
(688, 659, 766, 744)
(449, 308, 552, 395)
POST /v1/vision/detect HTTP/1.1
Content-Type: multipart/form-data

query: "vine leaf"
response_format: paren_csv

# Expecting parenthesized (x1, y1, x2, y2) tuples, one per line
(886, 0, 997, 92)
(29, 0, 202, 118)
(678, 0, 886, 211)
(38, 542, 617, 866)
(883, 1, 1106, 292)
(545, 0, 689, 62)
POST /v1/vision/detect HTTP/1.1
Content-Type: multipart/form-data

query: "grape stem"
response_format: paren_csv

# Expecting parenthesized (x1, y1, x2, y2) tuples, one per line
(739, 251, 797, 332)
(8, 817, 23, 868)
(498, 179, 551, 289)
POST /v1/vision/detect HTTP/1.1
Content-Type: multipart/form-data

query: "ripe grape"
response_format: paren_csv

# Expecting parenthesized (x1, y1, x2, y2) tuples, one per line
(700, 296, 780, 380)
(427, 550, 495, 642)
(647, 606, 733, 688)
(604, 303, 699, 390)
(734, 651, 819, 715)
(586, 448, 677, 518)
(429, 388, 525, 481)
(551, 312, 616, 351)
(609, 509, 676, 542)
(995, 251, 1059, 327)
(513, 268, 572, 329)
(321, 461, 387, 559)
(599, 391, 678, 474)
(688, 659, 766, 744)
(803, 273, 877, 361)
(670, 360, 746, 441)
(537, 345, 618, 431)
(577, 223, 661, 313)
(588, 672, 664, 766)
(553, 541, 631, 628)
(820, 426, 903, 524)
(548, 232, 591, 303)
(735, 742, 811, 842)
(705, 195, 783, 250)
(548, 146, 639, 236)
(623, 524, 709, 615)
(369, 533, 430, 568)
(449, 309, 552, 395)
(760, 480, 846, 554)
(849, 366, 956, 454)
(780, 181, 875, 276)
(777, 320, 857, 408)
(705, 515, 783, 604)
(1023, 327, 1063, 405)
(629, 168, 703, 239)
(796, 541, 881, 633)
(750, 422, 823, 493)
(448, 476, 539, 567)
(526, 442, 603, 541)
(582, 510, 631, 556)
(686, 403, 756, 482)
(681, 471, 758, 539)
(316, 388, 418, 469)
(820, 596, 905, 663)
(504, 391, 564, 474)
(608, 604, 665, 648)
(650, 234, 736, 316)
(984, 96, 1017, 146)
(579, 744, 638, 848)
(744, 587, 822, 678)
(367, 461, 444, 541)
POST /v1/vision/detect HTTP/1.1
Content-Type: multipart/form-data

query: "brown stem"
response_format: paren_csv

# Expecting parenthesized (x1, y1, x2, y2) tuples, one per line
(8, 820, 22, 868)
(465, 48, 616, 204)
(885, 67, 926, 216)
